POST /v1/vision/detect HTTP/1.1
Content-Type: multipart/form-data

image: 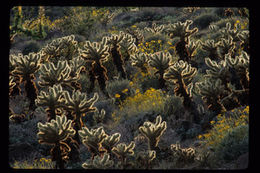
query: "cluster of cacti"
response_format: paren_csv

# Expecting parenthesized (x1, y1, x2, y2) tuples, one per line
(144, 23, 165, 34)
(9, 7, 249, 170)
(170, 142, 196, 166)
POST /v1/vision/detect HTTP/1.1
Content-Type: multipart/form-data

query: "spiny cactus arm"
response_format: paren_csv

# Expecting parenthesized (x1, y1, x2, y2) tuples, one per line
(120, 33, 137, 52)
(205, 58, 229, 79)
(102, 132, 121, 151)
(35, 84, 65, 108)
(107, 31, 125, 47)
(69, 56, 86, 76)
(130, 52, 148, 67)
(79, 126, 107, 153)
(112, 141, 135, 158)
(64, 91, 99, 114)
(137, 150, 156, 163)
(144, 23, 165, 34)
(37, 115, 75, 145)
(221, 22, 241, 41)
(12, 53, 41, 77)
(93, 108, 106, 123)
(195, 79, 226, 98)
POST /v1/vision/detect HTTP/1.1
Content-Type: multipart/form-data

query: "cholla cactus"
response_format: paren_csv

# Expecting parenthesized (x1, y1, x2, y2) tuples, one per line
(102, 132, 121, 154)
(205, 58, 231, 92)
(170, 142, 196, 166)
(80, 37, 110, 94)
(144, 23, 165, 34)
(130, 52, 149, 73)
(195, 79, 227, 113)
(63, 90, 98, 143)
(93, 108, 106, 124)
(225, 51, 249, 90)
(9, 76, 16, 96)
(238, 30, 249, 54)
(40, 35, 79, 63)
(82, 153, 114, 169)
(68, 56, 86, 90)
(136, 150, 156, 169)
(221, 22, 241, 42)
(148, 51, 171, 89)
(79, 126, 107, 159)
(125, 27, 144, 46)
(166, 20, 198, 61)
(139, 115, 167, 150)
(119, 33, 138, 61)
(35, 84, 66, 122)
(112, 141, 135, 168)
(107, 31, 127, 79)
(200, 40, 221, 61)
(164, 60, 197, 110)
(219, 36, 235, 57)
(37, 114, 75, 169)
(186, 40, 200, 60)
(38, 60, 79, 89)
(11, 52, 41, 110)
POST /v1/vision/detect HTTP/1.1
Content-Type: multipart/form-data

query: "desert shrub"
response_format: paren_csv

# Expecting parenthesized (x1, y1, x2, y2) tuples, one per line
(22, 40, 41, 55)
(111, 88, 166, 124)
(106, 79, 133, 101)
(162, 95, 185, 120)
(11, 157, 55, 169)
(197, 106, 249, 148)
(214, 124, 248, 162)
(193, 13, 220, 30)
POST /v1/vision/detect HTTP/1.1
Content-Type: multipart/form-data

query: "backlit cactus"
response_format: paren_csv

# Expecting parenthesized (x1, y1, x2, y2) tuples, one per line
(136, 150, 156, 169)
(164, 60, 197, 110)
(195, 79, 227, 113)
(37, 114, 75, 169)
(139, 115, 167, 150)
(170, 142, 196, 166)
(35, 84, 65, 122)
(102, 132, 121, 154)
(112, 141, 135, 168)
(166, 20, 198, 62)
(82, 153, 114, 169)
(93, 108, 106, 124)
(144, 23, 165, 34)
(119, 32, 138, 61)
(80, 37, 110, 95)
(79, 126, 107, 159)
(148, 51, 171, 89)
(200, 40, 221, 61)
(38, 60, 79, 89)
(11, 52, 41, 110)
(107, 31, 127, 79)
(40, 35, 79, 64)
(219, 36, 235, 58)
(63, 90, 99, 143)
(130, 52, 149, 73)
(125, 27, 144, 46)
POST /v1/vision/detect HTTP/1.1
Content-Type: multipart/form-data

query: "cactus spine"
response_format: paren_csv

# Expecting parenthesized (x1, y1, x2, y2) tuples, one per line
(82, 153, 114, 169)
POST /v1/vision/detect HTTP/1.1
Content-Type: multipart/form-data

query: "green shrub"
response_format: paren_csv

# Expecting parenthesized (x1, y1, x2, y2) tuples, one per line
(193, 13, 220, 30)
(215, 124, 248, 162)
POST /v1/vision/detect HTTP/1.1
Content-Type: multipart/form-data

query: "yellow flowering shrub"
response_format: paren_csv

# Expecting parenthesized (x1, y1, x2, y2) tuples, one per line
(112, 88, 165, 123)
(198, 106, 249, 147)
(11, 157, 54, 169)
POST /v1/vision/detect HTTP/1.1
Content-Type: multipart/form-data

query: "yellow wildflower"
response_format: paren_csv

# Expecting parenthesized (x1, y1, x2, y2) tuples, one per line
(115, 93, 121, 98)
(122, 88, 129, 93)
(129, 81, 133, 86)
(132, 25, 137, 28)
